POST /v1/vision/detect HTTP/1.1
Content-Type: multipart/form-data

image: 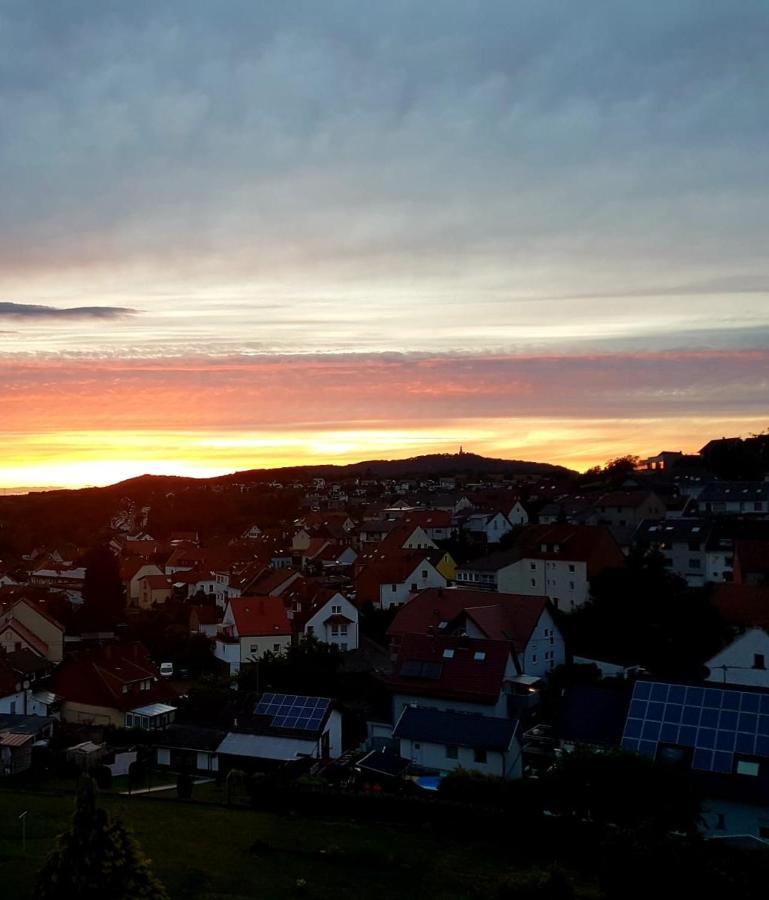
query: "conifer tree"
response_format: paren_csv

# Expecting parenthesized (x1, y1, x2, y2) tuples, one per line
(34, 777, 168, 900)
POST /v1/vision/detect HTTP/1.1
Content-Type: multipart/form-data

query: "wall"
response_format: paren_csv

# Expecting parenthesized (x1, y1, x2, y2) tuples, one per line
(496, 559, 588, 611)
(705, 629, 769, 688)
(520, 607, 567, 677)
(61, 700, 123, 727)
(378, 563, 446, 609)
(398, 736, 521, 779)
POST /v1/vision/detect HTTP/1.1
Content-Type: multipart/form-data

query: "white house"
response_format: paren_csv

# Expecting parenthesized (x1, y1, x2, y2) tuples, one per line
(217, 692, 342, 764)
(705, 629, 769, 688)
(214, 598, 292, 675)
(463, 512, 513, 544)
(393, 706, 522, 779)
(506, 502, 529, 526)
(357, 552, 447, 610)
(303, 592, 359, 652)
(456, 525, 624, 612)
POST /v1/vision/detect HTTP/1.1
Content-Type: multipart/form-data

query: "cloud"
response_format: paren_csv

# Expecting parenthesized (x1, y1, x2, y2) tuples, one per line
(0, 302, 136, 320)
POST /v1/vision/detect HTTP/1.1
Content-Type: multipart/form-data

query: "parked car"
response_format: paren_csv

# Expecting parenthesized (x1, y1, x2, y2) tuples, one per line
(159, 662, 174, 678)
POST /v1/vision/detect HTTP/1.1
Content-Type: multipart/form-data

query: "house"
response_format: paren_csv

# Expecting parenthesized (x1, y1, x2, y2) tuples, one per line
(460, 511, 513, 544)
(154, 724, 225, 774)
(121, 561, 165, 608)
(52, 642, 177, 728)
(379, 523, 438, 553)
(385, 633, 520, 721)
(507, 501, 529, 526)
(137, 573, 173, 609)
(620, 678, 769, 823)
(694, 482, 769, 517)
(587, 491, 666, 545)
(164, 542, 206, 575)
(456, 525, 625, 611)
(214, 597, 292, 674)
(189, 604, 222, 638)
(355, 550, 446, 609)
(705, 629, 769, 688)
(387, 587, 565, 679)
(393, 706, 522, 779)
(0, 715, 55, 776)
(734, 540, 769, 586)
(301, 591, 359, 652)
(398, 511, 454, 542)
(0, 598, 65, 664)
(217, 692, 342, 770)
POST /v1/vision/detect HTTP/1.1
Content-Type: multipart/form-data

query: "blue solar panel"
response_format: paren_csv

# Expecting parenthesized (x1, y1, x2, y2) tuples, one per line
(621, 680, 769, 775)
(254, 693, 331, 732)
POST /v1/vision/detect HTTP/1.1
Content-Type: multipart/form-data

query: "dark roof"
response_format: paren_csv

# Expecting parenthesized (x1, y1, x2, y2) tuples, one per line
(154, 724, 226, 752)
(393, 706, 517, 751)
(0, 714, 55, 735)
(556, 684, 631, 746)
(459, 524, 624, 576)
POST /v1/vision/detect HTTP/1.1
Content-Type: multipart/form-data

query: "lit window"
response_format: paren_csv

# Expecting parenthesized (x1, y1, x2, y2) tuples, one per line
(443, 649, 455, 659)
(473, 651, 486, 662)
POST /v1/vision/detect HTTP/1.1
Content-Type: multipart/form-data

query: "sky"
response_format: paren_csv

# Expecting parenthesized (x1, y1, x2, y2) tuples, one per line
(1, 1, 768, 488)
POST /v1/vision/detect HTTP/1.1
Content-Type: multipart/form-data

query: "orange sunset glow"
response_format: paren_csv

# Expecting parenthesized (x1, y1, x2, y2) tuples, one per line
(1, 3, 767, 488)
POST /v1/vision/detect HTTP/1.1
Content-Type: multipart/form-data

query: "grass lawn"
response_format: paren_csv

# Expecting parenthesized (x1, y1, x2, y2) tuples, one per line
(0, 784, 599, 899)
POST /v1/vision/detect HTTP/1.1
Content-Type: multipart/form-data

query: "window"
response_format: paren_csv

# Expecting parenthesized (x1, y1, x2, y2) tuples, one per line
(391, 584, 397, 591)
(307, 625, 314, 635)
(473, 651, 486, 662)
(754, 654, 766, 670)
(569, 581, 575, 590)
(331, 605, 341, 614)
(421, 570, 428, 578)
(568, 564, 575, 573)
(273, 643, 281, 652)
(736, 759, 760, 777)
(530, 579, 536, 587)
(532, 654, 537, 663)
(331, 625, 339, 636)
(443, 649, 455, 659)
(473, 748, 487, 764)
(250, 644, 259, 653)
(446, 745, 458, 759)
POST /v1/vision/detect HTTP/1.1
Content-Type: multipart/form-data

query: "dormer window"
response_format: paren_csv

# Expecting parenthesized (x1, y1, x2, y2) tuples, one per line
(442, 649, 455, 659)
(473, 651, 486, 662)
(438, 620, 448, 629)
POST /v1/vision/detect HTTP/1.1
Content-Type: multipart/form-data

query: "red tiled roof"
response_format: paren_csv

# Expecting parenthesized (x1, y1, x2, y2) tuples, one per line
(228, 597, 291, 637)
(355, 550, 437, 605)
(52, 642, 177, 712)
(140, 574, 172, 590)
(386, 633, 512, 705)
(0, 619, 49, 657)
(387, 587, 547, 653)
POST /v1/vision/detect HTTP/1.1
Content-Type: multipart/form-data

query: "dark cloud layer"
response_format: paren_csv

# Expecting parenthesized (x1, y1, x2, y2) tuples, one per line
(0, 302, 135, 320)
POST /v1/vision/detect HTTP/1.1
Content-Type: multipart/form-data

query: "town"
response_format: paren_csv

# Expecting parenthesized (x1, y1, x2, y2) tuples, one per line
(1, 433, 769, 896)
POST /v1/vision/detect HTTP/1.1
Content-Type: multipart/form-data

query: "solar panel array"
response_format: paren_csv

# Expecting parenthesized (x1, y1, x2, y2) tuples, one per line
(621, 680, 769, 774)
(254, 693, 331, 732)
